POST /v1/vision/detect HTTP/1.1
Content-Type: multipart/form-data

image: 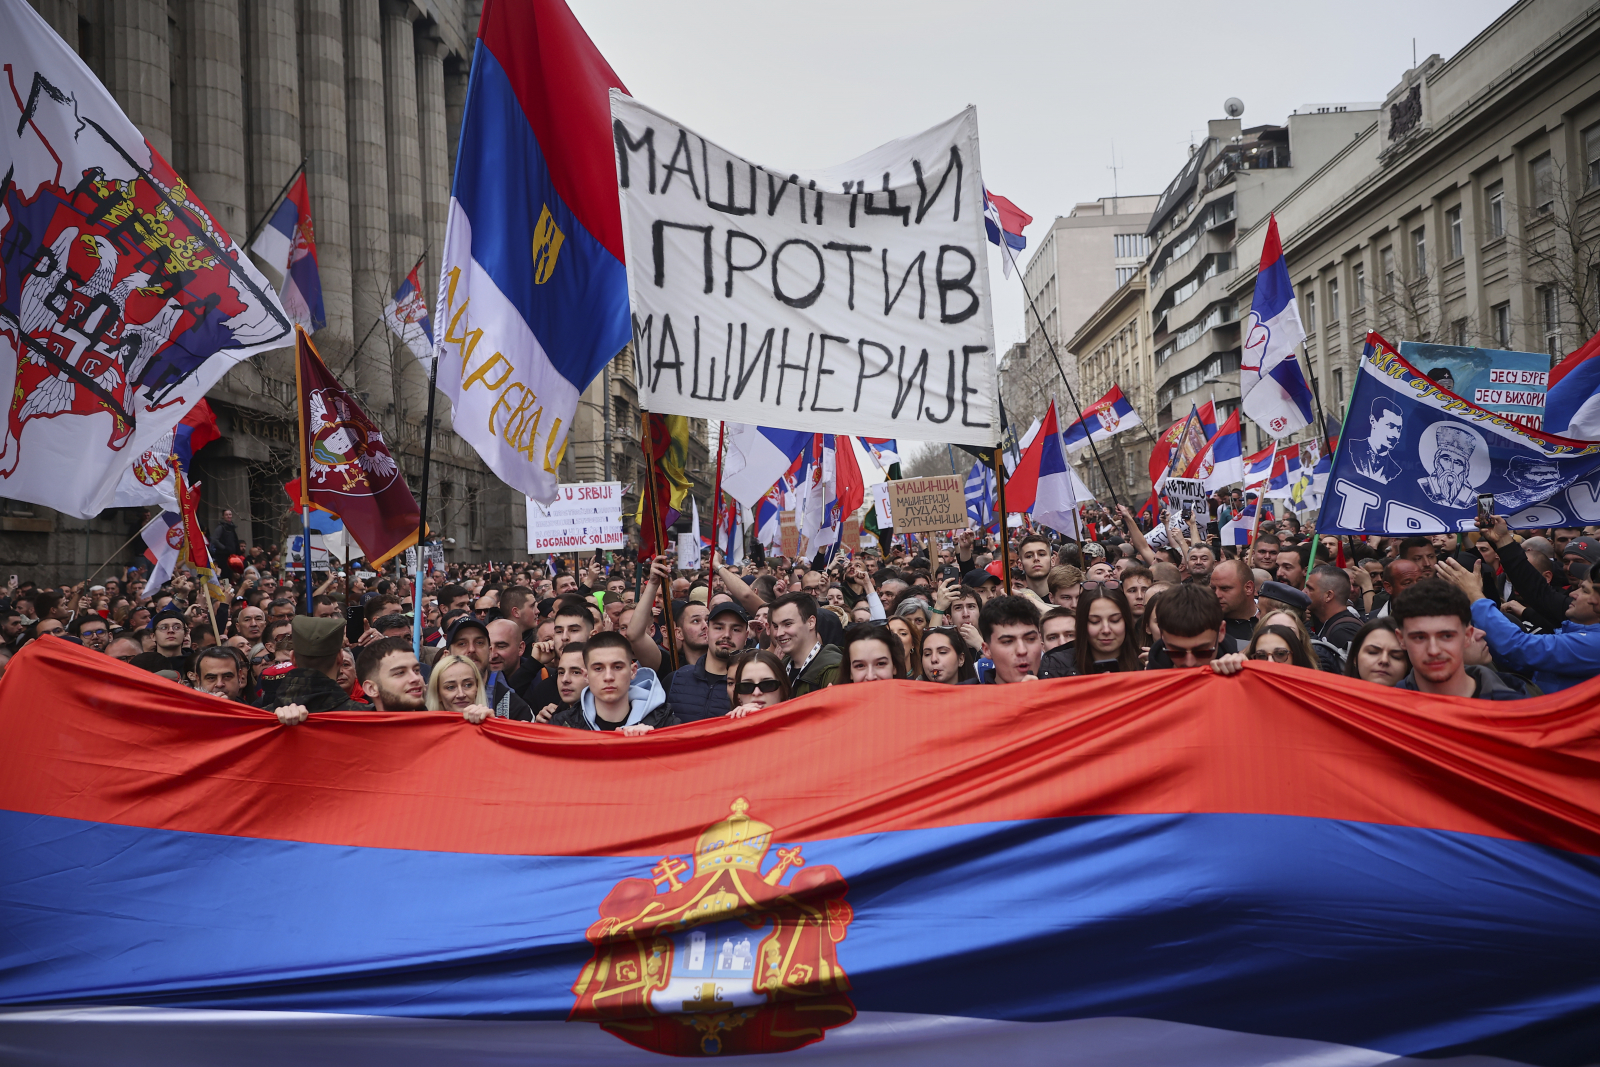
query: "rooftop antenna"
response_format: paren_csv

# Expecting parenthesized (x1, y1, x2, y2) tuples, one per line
(1108, 140, 1121, 213)
(1412, 37, 1417, 69)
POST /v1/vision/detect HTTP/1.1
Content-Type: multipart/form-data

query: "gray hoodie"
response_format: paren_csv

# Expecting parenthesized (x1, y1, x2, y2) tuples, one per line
(552, 667, 680, 731)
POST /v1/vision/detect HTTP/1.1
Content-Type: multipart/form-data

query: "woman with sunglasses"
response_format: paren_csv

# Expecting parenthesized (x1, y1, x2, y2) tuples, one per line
(919, 626, 974, 683)
(1243, 624, 1316, 670)
(836, 622, 908, 684)
(727, 650, 790, 719)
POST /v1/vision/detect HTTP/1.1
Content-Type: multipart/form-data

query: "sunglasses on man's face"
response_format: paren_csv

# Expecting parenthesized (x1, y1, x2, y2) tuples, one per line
(1169, 643, 1218, 662)
(735, 678, 782, 695)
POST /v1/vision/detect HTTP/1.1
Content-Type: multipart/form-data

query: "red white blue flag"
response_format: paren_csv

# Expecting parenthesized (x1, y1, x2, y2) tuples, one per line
(381, 263, 435, 364)
(1545, 327, 1600, 440)
(2, 641, 1598, 1064)
(250, 172, 325, 331)
(0, 3, 292, 518)
(1240, 215, 1314, 438)
(983, 187, 1033, 278)
(1060, 383, 1142, 454)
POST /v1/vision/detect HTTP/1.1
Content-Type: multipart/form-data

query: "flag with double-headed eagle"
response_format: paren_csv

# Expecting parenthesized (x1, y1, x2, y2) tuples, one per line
(0, 2, 292, 519)
(295, 328, 420, 567)
(112, 401, 222, 510)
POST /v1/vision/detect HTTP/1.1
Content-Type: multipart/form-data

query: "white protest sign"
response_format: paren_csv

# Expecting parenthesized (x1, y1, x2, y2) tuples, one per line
(612, 93, 998, 447)
(1165, 477, 1207, 513)
(526, 482, 627, 553)
(871, 481, 894, 528)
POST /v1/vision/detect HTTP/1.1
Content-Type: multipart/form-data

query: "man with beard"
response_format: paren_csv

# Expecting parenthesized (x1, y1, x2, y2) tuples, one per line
(355, 638, 427, 711)
(667, 602, 749, 721)
(1418, 426, 1479, 509)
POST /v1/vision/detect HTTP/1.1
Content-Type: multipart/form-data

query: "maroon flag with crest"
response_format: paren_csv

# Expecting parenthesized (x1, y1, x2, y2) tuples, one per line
(294, 328, 420, 567)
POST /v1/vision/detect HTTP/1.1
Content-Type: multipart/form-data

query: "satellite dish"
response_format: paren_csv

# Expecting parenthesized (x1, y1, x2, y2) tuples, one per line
(1224, 97, 1245, 118)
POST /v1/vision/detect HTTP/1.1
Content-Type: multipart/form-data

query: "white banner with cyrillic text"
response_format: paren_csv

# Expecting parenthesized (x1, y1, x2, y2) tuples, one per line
(612, 94, 998, 446)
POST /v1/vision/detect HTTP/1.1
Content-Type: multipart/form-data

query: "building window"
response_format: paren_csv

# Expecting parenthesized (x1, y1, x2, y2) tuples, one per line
(1380, 246, 1395, 292)
(1353, 263, 1366, 308)
(1586, 122, 1600, 191)
(1492, 302, 1511, 348)
(1412, 226, 1427, 276)
(1327, 278, 1340, 322)
(1539, 286, 1560, 356)
(1332, 368, 1344, 414)
(1114, 233, 1150, 258)
(1530, 153, 1554, 213)
(1486, 182, 1504, 237)
(1446, 206, 1462, 260)
(1303, 289, 1316, 332)
(1115, 265, 1137, 287)
(1452, 318, 1469, 347)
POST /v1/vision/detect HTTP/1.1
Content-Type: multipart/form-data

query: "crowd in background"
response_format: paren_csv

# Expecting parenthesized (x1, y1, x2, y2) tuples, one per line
(4, 500, 1598, 730)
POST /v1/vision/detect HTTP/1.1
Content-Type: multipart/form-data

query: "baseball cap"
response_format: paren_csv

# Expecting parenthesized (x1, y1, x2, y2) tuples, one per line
(444, 615, 490, 646)
(962, 569, 1000, 589)
(708, 602, 749, 623)
(1257, 581, 1311, 613)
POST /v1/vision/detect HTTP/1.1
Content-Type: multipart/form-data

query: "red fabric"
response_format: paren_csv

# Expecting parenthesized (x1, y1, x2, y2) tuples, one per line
(478, 0, 629, 262)
(1259, 212, 1284, 269)
(1551, 326, 1600, 389)
(179, 400, 221, 454)
(834, 435, 864, 523)
(174, 471, 212, 572)
(987, 190, 1033, 236)
(638, 413, 676, 559)
(1004, 401, 1057, 513)
(3, 638, 1598, 860)
(295, 330, 421, 567)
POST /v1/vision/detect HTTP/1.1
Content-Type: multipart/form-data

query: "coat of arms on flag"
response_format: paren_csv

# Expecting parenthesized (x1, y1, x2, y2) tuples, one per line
(570, 797, 854, 1056)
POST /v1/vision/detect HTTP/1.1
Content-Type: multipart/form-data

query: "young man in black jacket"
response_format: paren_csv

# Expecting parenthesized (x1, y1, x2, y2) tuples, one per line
(1306, 564, 1364, 672)
(551, 632, 678, 734)
(668, 602, 749, 721)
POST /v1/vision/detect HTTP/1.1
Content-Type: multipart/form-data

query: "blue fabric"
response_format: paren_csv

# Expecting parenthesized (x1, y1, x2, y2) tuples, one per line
(4, 809, 1599, 1064)
(1472, 598, 1600, 694)
(451, 42, 630, 394)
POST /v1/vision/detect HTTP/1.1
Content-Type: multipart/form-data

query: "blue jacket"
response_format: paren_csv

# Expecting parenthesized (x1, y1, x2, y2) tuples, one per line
(1472, 598, 1600, 694)
(667, 656, 730, 722)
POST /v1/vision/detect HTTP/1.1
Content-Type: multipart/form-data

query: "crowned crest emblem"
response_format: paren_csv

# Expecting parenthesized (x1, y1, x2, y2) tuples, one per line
(571, 798, 855, 1056)
(305, 387, 399, 496)
(1095, 405, 1121, 433)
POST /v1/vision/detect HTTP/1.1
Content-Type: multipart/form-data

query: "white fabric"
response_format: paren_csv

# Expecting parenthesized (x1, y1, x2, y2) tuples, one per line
(678, 496, 702, 571)
(0, 3, 290, 518)
(433, 202, 583, 504)
(140, 512, 181, 590)
(113, 427, 181, 510)
(613, 94, 998, 446)
(0, 1007, 1528, 1067)
(720, 424, 798, 509)
(382, 289, 435, 365)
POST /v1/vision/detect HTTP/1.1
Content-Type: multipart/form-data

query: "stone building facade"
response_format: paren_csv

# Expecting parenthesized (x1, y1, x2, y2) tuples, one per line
(8, 0, 709, 582)
(1065, 264, 1156, 504)
(1228, 0, 1600, 449)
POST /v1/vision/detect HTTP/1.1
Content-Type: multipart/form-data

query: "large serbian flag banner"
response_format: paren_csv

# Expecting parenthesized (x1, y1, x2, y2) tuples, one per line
(1, 640, 1598, 1066)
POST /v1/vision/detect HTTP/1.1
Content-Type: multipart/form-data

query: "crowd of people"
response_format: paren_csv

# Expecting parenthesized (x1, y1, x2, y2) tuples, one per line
(4, 502, 1597, 729)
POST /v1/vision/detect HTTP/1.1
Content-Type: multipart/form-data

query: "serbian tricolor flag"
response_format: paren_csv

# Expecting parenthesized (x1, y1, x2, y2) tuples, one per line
(1265, 442, 1304, 498)
(720, 424, 812, 510)
(1220, 491, 1261, 546)
(1183, 407, 1245, 491)
(3, 641, 1599, 1065)
(1242, 440, 1276, 488)
(381, 263, 435, 364)
(1545, 327, 1600, 440)
(1240, 214, 1313, 438)
(250, 170, 326, 331)
(983, 187, 1032, 278)
(1060, 384, 1142, 453)
(439, 0, 631, 504)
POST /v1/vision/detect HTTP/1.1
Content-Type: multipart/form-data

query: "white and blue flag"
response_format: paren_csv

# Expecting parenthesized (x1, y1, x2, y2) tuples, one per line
(965, 461, 995, 528)
(720, 424, 812, 510)
(1240, 215, 1315, 439)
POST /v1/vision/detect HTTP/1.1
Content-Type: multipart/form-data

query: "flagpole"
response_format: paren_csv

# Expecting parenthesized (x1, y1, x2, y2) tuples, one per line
(1000, 237, 1123, 511)
(708, 422, 727, 594)
(993, 446, 1013, 595)
(291, 326, 315, 616)
(411, 344, 440, 656)
(241, 159, 307, 257)
(84, 527, 150, 587)
(1308, 351, 1361, 570)
(640, 412, 681, 673)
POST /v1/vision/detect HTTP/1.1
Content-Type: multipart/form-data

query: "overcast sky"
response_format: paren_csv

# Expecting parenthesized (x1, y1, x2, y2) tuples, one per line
(568, 0, 1513, 463)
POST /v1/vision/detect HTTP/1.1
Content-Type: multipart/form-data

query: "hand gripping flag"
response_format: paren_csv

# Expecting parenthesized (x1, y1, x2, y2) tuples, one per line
(1322, 333, 1600, 534)
(4, 641, 1600, 1065)
(1545, 326, 1600, 440)
(381, 263, 435, 365)
(983, 187, 1033, 279)
(249, 171, 325, 331)
(295, 329, 421, 568)
(436, 0, 632, 504)
(0, 3, 292, 519)
(720, 423, 812, 510)
(1061, 384, 1142, 454)
(1240, 215, 1314, 438)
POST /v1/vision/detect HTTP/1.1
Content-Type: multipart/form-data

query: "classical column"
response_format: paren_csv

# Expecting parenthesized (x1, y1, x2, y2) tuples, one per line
(343, 0, 392, 406)
(299, 0, 354, 363)
(443, 54, 470, 187)
(27, 1, 77, 47)
(381, 0, 426, 426)
(184, 0, 247, 239)
(244, 0, 300, 244)
(107, 0, 170, 158)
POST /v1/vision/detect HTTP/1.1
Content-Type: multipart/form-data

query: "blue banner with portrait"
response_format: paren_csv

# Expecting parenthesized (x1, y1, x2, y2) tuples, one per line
(1320, 334, 1600, 535)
